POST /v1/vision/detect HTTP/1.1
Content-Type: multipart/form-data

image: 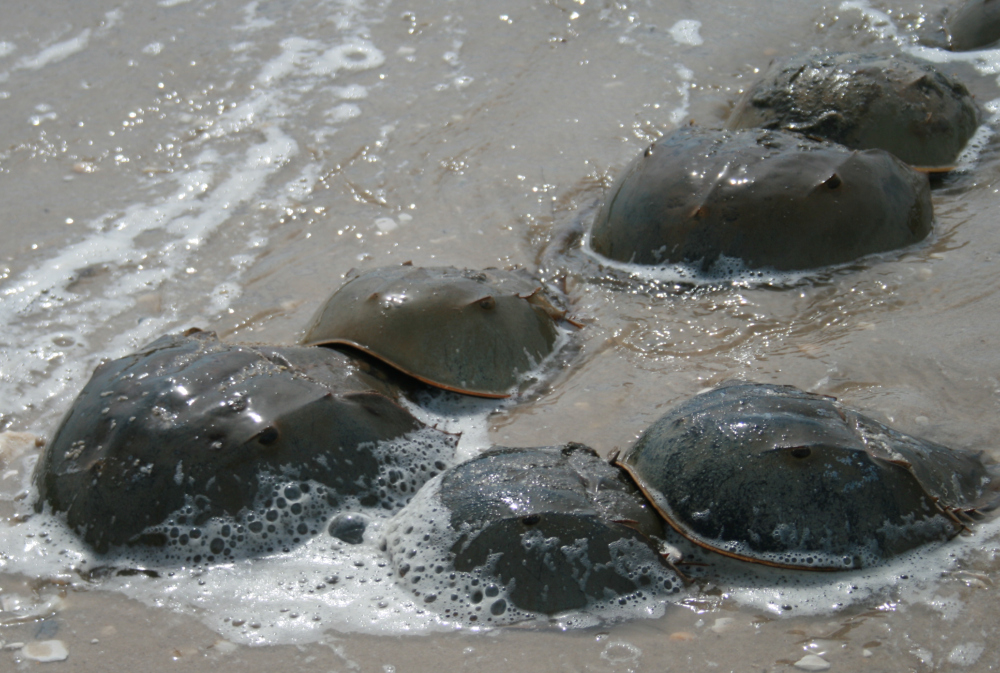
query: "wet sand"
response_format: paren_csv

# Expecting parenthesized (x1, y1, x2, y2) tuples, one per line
(3, 0, 1000, 670)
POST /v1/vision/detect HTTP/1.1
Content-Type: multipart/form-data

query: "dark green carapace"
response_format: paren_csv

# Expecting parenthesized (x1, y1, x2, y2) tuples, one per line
(949, 0, 1000, 50)
(34, 330, 454, 553)
(383, 444, 679, 621)
(303, 266, 566, 398)
(616, 382, 995, 570)
(727, 52, 980, 168)
(590, 127, 932, 272)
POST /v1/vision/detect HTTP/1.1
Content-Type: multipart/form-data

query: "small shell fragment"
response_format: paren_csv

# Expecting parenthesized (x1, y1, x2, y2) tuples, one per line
(793, 654, 832, 672)
(21, 640, 69, 663)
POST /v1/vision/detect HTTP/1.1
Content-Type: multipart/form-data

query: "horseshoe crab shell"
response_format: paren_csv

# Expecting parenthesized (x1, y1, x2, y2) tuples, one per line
(34, 330, 456, 553)
(615, 382, 996, 571)
(302, 266, 566, 398)
(948, 0, 1000, 51)
(589, 127, 932, 272)
(382, 444, 680, 622)
(726, 52, 980, 168)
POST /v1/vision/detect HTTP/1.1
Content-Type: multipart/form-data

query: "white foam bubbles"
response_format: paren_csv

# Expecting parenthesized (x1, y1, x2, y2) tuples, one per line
(948, 642, 986, 666)
(332, 83, 368, 100)
(578, 224, 813, 288)
(257, 36, 385, 86)
(668, 20, 703, 46)
(257, 37, 320, 85)
(668, 65, 695, 126)
(380, 470, 681, 628)
(0, 124, 298, 428)
(0, 428, 460, 644)
(696, 513, 1000, 618)
(4, 500, 445, 644)
(237, 0, 277, 32)
(312, 39, 386, 76)
(14, 30, 92, 71)
(329, 102, 362, 122)
(0, 0, 424, 647)
(838, 0, 904, 43)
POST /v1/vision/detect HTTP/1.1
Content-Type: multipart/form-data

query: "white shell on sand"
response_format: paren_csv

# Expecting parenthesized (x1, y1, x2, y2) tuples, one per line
(793, 654, 831, 671)
(21, 639, 69, 662)
(710, 617, 735, 634)
(211, 639, 239, 654)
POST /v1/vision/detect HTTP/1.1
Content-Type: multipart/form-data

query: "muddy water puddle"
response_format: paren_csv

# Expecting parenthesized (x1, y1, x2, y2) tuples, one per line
(3, 0, 1000, 670)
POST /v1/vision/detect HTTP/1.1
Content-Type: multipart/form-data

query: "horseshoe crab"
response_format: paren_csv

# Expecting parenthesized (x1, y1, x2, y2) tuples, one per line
(382, 444, 680, 623)
(302, 265, 572, 398)
(34, 330, 457, 554)
(948, 0, 1000, 50)
(615, 382, 996, 570)
(589, 127, 932, 272)
(726, 52, 980, 168)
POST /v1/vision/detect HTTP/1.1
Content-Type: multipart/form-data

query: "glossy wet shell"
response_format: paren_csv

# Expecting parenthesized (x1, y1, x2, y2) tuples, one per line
(302, 266, 562, 398)
(949, 0, 1000, 50)
(589, 127, 932, 271)
(34, 330, 455, 553)
(727, 52, 980, 167)
(615, 382, 995, 570)
(382, 444, 679, 619)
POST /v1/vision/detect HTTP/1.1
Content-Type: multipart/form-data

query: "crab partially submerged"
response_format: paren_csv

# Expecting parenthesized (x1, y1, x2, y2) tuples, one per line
(589, 127, 932, 272)
(34, 330, 456, 554)
(302, 265, 573, 398)
(615, 382, 996, 570)
(726, 52, 980, 168)
(948, 0, 1000, 51)
(382, 444, 680, 622)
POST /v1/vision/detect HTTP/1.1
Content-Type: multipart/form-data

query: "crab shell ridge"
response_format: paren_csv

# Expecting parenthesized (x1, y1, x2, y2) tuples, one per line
(615, 382, 994, 571)
(302, 266, 562, 398)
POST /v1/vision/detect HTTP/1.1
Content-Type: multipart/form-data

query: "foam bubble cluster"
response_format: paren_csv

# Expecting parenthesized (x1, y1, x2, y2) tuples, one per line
(33, 331, 459, 553)
(104, 427, 457, 565)
(381, 445, 683, 626)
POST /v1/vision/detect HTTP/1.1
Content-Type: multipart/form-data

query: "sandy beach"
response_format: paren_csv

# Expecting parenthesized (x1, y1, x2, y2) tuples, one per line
(3, 0, 1000, 670)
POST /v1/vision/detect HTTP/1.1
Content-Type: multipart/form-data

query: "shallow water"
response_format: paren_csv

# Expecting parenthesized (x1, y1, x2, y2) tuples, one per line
(3, 0, 1000, 669)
